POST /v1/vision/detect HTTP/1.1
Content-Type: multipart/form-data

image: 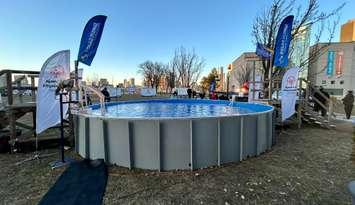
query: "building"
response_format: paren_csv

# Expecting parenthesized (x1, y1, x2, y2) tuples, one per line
(228, 52, 263, 93)
(290, 26, 311, 79)
(216, 67, 225, 92)
(340, 19, 355, 42)
(99, 78, 108, 87)
(123, 79, 129, 88)
(308, 42, 355, 98)
(129, 78, 135, 87)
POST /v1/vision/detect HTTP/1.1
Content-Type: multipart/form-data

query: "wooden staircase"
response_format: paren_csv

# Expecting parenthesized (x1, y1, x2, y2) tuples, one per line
(297, 78, 336, 129)
(301, 104, 336, 129)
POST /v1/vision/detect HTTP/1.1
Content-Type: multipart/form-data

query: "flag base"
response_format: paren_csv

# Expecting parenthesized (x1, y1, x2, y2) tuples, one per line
(50, 157, 75, 169)
(15, 152, 57, 166)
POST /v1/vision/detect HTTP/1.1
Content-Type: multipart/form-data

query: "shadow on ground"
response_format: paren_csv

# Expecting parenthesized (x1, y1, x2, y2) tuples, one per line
(0, 120, 354, 205)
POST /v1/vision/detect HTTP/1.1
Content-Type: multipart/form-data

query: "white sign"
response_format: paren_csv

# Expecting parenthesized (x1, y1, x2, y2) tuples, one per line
(281, 67, 299, 121)
(177, 88, 188, 96)
(36, 50, 70, 134)
(141, 87, 156, 96)
(107, 87, 123, 97)
(127, 86, 135, 94)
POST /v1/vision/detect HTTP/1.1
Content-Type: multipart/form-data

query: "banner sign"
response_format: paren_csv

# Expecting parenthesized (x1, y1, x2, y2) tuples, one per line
(127, 86, 136, 94)
(36, 50, 70, 134)
(256, 43, 272, 59)
(78, 15, 107, 66)
(326, 50, 335, 76)
(335, 51, 344, 76)
(274, 15, 294, 67)
(107, 87, 122, 97)
(281, 67, 299, 121)
(141, 88, 157, 97)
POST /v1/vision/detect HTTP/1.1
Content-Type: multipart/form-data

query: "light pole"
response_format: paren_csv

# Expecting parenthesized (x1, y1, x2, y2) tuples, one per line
(227, 64, 232, 98)
(226, 73, 230, 98)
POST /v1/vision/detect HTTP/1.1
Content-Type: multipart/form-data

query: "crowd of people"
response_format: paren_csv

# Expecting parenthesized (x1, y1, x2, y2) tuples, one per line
(94, 86, 354, 119)
(172, 87, 230, 101)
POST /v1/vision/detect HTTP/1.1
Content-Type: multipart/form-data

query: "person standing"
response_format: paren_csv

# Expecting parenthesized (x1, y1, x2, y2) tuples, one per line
(101, 87, 111, 102)
(192, 90, 197, 98)
(187, 87, 192, 99)
(342, 90, 354, 119)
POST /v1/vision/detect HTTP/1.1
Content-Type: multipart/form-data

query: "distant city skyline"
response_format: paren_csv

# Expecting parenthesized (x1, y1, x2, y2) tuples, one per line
(0, 0, 354, 85)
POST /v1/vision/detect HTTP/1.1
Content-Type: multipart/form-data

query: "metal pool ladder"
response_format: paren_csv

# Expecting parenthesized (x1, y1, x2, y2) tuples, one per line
(81, 85, 106, 115)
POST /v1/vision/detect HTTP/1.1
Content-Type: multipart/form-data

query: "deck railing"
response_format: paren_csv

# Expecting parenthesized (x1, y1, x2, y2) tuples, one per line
(248, 77, 335, 128)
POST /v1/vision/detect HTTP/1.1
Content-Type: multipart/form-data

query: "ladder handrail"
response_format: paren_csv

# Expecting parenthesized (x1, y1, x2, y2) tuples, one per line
(299, 78, 335, 119)
(301, 78, 330, 104)
(81, 85, 105, 115)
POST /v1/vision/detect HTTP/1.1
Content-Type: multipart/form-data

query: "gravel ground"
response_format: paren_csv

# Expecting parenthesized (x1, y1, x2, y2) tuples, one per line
(0, 120, 354, 205)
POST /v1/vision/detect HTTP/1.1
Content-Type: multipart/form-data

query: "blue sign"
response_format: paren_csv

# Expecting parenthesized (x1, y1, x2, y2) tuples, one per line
(256, 43, 272, 59)
(78, 15, 107, 66)
(326, 51, 335, 76)
(273, 15, 294, 67)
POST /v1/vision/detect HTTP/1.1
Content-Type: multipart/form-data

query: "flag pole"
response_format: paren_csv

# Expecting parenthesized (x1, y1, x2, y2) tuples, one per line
(75, 60, 79, 100)
(59, 93, 65, 163)
(268, 54, 274, 101)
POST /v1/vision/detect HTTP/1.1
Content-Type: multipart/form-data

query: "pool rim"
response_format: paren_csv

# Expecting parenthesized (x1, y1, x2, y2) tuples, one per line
(74, 99, 274, 120)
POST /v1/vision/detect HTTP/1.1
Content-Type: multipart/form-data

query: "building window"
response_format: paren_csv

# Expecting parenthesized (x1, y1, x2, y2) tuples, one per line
(331, 80, 335, 84)
(321, 80, 326, 84)
(340, 80, 344, 85)
(324, 88, 343, 96)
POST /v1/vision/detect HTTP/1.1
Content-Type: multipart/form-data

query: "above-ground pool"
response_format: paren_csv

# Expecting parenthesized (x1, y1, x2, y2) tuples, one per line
(74, 99, 274, 171)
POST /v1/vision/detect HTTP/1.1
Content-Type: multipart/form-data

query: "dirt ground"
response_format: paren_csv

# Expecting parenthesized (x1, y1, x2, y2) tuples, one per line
(0, 120, 354, 205)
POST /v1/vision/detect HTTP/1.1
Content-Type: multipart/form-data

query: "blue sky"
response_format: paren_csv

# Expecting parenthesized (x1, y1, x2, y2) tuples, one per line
(0, 0, 354, 85)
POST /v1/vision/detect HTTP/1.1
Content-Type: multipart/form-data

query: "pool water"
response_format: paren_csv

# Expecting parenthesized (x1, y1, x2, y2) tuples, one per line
(89, 99, 272, 119)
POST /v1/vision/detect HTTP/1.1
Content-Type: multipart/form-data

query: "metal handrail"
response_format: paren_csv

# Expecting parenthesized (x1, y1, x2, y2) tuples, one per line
(0, 69, 40, 76)
(299, 78, 335, 119)
(81, 85, 105, 115)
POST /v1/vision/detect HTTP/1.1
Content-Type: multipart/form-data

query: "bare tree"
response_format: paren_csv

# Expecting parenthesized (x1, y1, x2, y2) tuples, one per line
(170, 46, 205, 88)
(252, 0, 345, 82)
(164, 66, 175, 93)
(235, 65, 252, 87)
(138, 60, 166, 90)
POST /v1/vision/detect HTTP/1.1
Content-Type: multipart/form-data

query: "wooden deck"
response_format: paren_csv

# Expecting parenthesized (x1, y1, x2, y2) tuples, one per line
(1, 69, 39, 143)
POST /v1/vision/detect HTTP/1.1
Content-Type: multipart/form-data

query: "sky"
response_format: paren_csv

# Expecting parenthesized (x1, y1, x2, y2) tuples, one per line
(0, 0, 354, 85)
